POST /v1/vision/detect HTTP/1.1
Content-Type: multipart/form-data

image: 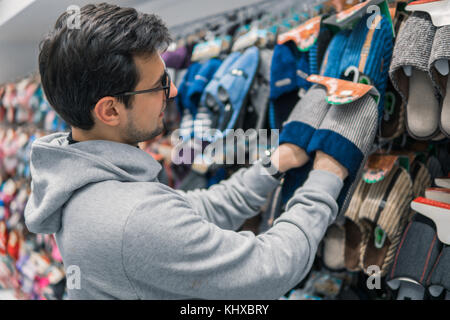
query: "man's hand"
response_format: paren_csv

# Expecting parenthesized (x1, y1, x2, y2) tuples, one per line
(313, 151, 348, 181)
(270, 143, 309, 173)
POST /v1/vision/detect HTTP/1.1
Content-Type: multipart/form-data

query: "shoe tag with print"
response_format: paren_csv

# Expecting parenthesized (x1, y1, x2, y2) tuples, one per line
(307, 74, 379, 105)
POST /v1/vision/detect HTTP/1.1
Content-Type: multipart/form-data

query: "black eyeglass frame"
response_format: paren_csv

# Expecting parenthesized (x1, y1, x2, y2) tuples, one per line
(112, 70, 171, 100)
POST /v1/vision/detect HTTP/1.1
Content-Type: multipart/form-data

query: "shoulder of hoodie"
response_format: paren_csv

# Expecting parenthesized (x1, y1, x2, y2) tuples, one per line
(84, 179, 195, 218)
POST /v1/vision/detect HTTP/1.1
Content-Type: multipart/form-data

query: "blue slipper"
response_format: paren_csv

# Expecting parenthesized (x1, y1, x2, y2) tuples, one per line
(268, 26, 333, 130)
(185, 58, 222, 117)
(278, 30, 350, 205)
(268, 41, 305, 130)
(200, 51, 242, 133)
(339, 13, 394, 118)
(216, 46, 260, 132)
(176, 62, 202, 115)
(319, 30, 351, 78)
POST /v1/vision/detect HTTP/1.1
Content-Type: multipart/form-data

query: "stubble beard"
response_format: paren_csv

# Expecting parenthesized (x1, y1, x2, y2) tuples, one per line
(124, 110, 165, 145)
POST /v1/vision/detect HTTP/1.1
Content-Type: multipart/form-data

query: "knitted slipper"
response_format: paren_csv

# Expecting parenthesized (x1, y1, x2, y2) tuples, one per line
(278, 86, 329, 203)
(279, 85, 329, 152)
(268, 41, 304, 129)
(216, 46, 260, 132)
(389, 11, 440, 140)
(339, 13, 394, 118)
(429, 24, 450, 138)
(387, 213, 443, 299)
(380, 78, 406, 140)
(343, 179, 371, 272)
(308, 27, 333, 77)
(319, 30, 351, 79)
(410, 160, 432, 198)
(358, 166, 413, 276)
(269, 20, 332, 129)
(306, 87, 380, 214)
(427, 245, 450, 299)
(277, 30, 352, 205)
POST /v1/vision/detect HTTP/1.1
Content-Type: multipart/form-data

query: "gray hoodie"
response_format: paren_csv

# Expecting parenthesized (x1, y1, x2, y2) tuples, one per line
(24, 132, 343, 300)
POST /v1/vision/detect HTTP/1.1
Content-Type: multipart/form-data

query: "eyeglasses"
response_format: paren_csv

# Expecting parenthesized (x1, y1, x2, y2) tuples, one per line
(112, 69, 171, 100)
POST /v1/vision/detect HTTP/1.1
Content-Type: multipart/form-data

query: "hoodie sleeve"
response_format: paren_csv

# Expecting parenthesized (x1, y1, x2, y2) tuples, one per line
(175, 161, 281, 230)
(122, 169, 343, 300)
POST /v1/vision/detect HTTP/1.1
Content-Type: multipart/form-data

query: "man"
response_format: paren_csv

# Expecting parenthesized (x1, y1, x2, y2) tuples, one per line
(25, 3, 353, 300)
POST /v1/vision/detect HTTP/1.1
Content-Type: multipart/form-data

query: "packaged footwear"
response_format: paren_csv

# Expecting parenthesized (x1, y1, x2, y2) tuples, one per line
(306, 78, 380, 214)
(176, 62, 202, 115)
(410, 160, 432, 198)
(269, 17, 332, 129)
(268, 41, 302, 129)
(216, 46, 260, 132)
(201, 51, 242, 132)
(389, 11, 440, 140)
(387, 213, 443, 299)
(358, 166, 413, 276)
(380, 78, 406, 140)
(343, 179, 371, 272)
(339, 13, 393, 117)
(428, 25, 450, 138)
(319, 30, 351, 79)
(186, 58, 222, 117)
(426, 244, 450, 299)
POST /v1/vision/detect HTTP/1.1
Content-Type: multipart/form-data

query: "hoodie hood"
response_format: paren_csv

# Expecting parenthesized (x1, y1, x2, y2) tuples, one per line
(24, 132, 162, 234)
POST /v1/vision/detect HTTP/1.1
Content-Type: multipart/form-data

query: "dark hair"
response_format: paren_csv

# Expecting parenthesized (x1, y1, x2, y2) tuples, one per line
(39, 3, 172, 130)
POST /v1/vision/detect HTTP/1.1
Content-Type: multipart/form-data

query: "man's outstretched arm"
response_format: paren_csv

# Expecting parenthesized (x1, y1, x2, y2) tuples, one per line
(176, 144, 343, 231)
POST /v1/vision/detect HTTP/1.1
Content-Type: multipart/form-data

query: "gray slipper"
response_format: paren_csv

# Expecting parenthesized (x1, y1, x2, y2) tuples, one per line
(387, 213, 443, 300)
(389, 11, 440, 140)
(427, 245, 450, 299)
(429, 25, 450, 138)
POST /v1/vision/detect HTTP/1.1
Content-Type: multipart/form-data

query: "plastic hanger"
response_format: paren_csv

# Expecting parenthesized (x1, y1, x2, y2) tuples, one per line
(411, 197, 450, 245)
(406, 0, 450, 27)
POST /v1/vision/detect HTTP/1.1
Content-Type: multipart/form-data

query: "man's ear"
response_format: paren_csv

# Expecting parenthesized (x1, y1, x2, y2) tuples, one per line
(92, 96, 122, 127)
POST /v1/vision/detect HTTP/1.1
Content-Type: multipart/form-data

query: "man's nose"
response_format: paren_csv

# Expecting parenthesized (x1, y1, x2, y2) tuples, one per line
(170, 80, 178, 98)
